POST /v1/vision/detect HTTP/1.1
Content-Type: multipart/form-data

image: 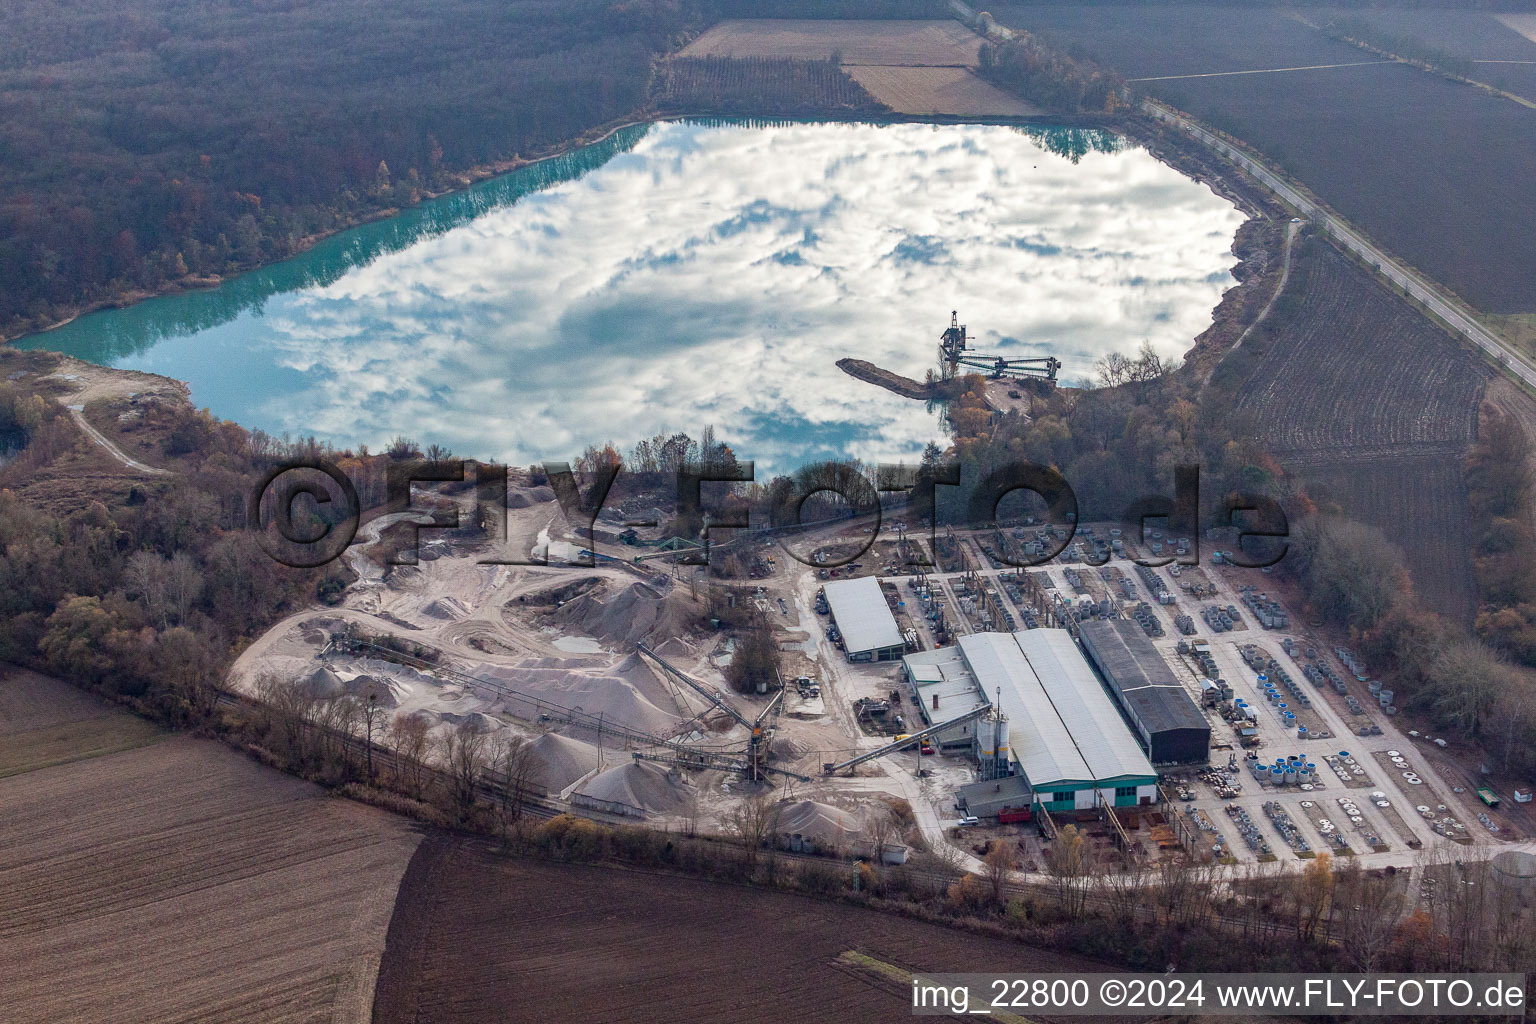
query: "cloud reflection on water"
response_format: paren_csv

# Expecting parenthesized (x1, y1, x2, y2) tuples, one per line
(108, 121, 1248, 469)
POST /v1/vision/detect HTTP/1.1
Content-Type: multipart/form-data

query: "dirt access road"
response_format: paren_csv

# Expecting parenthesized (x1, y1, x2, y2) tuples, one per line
(38, 356, 182, 475)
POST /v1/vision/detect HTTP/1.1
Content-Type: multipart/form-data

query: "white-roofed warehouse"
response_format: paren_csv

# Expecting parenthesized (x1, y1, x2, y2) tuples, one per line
(903, 628, 1159, 816)
(822, 576, 905, 662)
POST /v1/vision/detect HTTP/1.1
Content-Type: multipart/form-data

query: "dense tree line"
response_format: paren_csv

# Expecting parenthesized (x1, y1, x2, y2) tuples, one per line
(977, 34, 1127, 113)
(1467, 406, 1536, 665)
(1283, 512, 1536, 780)
(931, 347, 1276, 529)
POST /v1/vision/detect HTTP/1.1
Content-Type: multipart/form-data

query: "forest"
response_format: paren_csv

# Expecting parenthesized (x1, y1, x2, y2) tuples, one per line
(0, 347, 378, 720)
(976, 35, 1126, 113)
(0, 0, 957, 340)
(0, 0, 687, 336)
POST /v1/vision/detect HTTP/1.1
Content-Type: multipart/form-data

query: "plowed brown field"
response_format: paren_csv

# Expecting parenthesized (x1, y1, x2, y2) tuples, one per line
(0, 672, 422, 1024)
(679, 20, 984, 67)
(847, 66, 1038, 116)
(1233, 244, 1488, 621)
(372, 836, 1110, 1024)
(0, 666, 162, 777)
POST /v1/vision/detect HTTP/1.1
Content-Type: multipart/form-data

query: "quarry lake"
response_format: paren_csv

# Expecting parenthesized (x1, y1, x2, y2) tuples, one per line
(20, 119, 1246, 469)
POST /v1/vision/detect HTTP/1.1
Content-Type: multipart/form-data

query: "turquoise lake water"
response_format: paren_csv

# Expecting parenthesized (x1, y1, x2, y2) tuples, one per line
(19, 119, 1245, 469)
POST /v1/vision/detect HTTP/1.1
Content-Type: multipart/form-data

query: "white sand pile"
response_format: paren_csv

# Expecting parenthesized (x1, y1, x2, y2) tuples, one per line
(344, 673, 400, 708)
(776, 800, 863, 844)
(547, 580, 702, 647)
(526, 733, 603, 793)
(507, 484, 556, 509)
(436, 710, 501, 732)
(609, 651, 684, 709)
(475, 660, 681, 736)
(575, 760, 691, 814)
(299, 665, 345, 698)
(422, 596, 471, 620)
(651, 636, 696, 660)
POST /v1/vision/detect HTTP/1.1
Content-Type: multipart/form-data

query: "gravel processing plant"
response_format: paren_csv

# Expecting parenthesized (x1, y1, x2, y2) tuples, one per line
(225, 480, 1530, 879)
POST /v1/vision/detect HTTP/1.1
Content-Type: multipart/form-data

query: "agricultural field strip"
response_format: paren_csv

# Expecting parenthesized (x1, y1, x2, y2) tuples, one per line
(1323, 7, 1536, 61)
(993, 4, 1536, 315)
(1294, 8, 1536, 109)
(0, 665, 127, 735)
(845, 65, 1036, 117)
(1146, 100, 1536, 387)
(1501, 14, 1536, 46)
(678, 20, 984, 67)
(373, 837, 1108, 1024)
(1301, 459, 1479, 624)
(1228, 237, 1484, 621)
(0, 715, 163, 779)
(1232, 250, 1483, 454)
(992, 3, 1365, 79)
(0, 800, 399, 935)
(0, 667, 164, 777)
(0, 737, 420, 1024)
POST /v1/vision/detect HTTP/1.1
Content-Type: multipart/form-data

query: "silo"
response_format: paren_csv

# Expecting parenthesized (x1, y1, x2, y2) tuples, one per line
(1492, 851, 1536, 899)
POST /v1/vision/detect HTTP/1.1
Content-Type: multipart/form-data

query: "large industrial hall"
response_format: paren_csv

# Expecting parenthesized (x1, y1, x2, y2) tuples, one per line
(903, 628, 1162, 818)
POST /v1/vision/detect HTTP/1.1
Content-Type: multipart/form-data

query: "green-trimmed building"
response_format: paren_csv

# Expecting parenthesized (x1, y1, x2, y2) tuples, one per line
(904, 628, 1159, 817)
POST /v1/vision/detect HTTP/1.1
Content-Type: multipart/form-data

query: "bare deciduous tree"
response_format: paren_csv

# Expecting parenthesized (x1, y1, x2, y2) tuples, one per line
(1046, 825, 1092, 918)
(125, 550, 171, 629)
(1334, 862, 1405, 972)
(387, 712, 432, 798)
(257, 671, 315, 761)
(490, 732, 537, 823)
(724, 795, 780, 875)
(438, 719, 490, 817)
(983, 839, 1014, 907)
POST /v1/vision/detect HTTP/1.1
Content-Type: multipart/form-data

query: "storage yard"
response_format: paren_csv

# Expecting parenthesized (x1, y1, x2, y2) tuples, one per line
(226, 479, 1535, 882)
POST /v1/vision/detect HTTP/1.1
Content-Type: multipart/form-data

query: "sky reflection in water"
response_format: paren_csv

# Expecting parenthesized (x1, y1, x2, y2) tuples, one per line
(23, 120, 1245, 470)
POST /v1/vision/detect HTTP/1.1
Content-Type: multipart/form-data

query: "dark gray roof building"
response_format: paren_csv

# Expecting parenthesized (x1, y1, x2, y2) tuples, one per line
(1079, 618, 1210, 765)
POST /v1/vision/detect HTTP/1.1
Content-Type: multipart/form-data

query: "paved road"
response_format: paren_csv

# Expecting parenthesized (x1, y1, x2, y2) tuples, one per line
(1144, 99, 1536, 392)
